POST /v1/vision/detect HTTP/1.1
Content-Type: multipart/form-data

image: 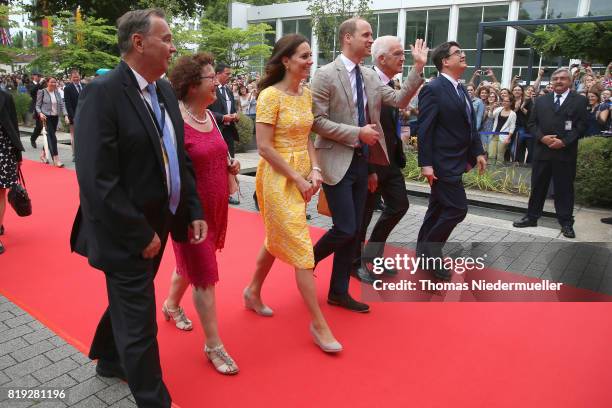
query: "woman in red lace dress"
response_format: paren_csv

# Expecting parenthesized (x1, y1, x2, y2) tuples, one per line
(163, 53, 241, 375)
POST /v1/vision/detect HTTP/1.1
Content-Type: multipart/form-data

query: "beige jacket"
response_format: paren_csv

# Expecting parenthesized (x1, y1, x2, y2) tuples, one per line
(311, 55, 423, 185)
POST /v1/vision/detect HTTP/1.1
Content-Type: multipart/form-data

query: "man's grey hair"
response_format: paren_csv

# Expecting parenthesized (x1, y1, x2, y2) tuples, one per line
(371, 36, 402, 60)
(116, 8, 165, 57)
(552, 67, 571, 78)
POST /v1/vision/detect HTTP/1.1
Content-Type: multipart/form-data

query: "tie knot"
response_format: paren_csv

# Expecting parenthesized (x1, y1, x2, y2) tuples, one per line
(387, 79, 394, 87)
(556, 94, 562, 99)
(146, 83, 156, 94)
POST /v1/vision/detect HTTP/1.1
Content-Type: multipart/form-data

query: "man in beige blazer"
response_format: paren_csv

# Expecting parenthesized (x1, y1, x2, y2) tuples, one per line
(312, 17, 427, 312)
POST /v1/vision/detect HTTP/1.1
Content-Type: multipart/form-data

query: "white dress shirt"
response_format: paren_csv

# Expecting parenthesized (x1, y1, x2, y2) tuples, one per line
(441, 72, 470, 106)
(218, 85, 232, 114)
(373, 66, 391, 85)
(130, 67, 177, 194)
(554, 88, 570, 106)
(340, 53, 368, 125)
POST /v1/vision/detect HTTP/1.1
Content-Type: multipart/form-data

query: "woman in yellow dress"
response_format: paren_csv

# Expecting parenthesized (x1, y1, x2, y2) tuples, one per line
(243, 34, 342, 353)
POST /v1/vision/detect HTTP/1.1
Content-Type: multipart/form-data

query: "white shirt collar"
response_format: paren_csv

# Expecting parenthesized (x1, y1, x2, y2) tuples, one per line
(555, 89, 570, 98)
(340, 53, 358, 74)
(441, 73, 460, 90)
(374, 66, 392, 85)
(129, 66, 151, 92)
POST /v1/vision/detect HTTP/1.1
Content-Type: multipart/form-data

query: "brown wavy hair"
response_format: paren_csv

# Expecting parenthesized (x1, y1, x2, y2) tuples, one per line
(169, 52, 215, 101)
(258, 33, 309, 94)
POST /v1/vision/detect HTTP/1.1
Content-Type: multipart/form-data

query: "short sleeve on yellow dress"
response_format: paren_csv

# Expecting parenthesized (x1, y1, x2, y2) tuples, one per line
(255, 86, 315, 269)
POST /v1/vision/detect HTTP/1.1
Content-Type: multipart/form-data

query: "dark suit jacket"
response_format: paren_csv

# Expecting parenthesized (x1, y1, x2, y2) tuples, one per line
(208, 85, 239, 142)
(64, 82, 85, 121)
(379, 81, 407, 169)
(0, 90, 24, 161)
(417, 75, 484, 183)
(28, 81, 43, 113)
(70, 60, 203, 272)
(528, 91, 588, 162)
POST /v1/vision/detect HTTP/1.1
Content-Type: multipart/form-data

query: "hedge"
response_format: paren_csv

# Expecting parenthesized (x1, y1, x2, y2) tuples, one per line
(575, 136, 612, 208)
(235, 113, 254, 152)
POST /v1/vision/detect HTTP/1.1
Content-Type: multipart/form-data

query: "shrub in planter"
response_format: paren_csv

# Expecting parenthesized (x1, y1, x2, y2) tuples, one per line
(12, 92, 32, 124)
(575, 136, 612, 208)
(235, 112, 254, 152)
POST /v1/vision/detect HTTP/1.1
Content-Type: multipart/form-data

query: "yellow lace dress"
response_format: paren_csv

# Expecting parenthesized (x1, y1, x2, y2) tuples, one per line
(255, 86, 314, 269)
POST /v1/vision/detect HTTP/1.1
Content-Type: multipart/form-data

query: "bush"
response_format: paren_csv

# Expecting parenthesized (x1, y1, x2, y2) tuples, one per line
(235, 112, 254, 152)
(575, 136, 612, 208)
(401, 150, 530, 195)
(12, 92, 31, 124)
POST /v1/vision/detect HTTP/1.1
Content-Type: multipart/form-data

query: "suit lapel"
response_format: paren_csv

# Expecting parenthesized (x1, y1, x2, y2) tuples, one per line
(120, 62, 166, 180)
(558, 91, 575, 115)
(334, 57, 357, 123)
(363, 68, 377, 123)
(440, 76, 470, 125)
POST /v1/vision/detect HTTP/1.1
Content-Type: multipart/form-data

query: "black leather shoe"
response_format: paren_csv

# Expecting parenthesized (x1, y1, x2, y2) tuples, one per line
(30, 139, 37, 149)
(382, 266, 398, 276)
(0, 240, 5, 255)
(601, 217, 612, 225)
(228, 196, 240, 205)
(351, 265, 377, 284)
(433, 265, 452, 281)
(561, 225, 576, 238)
(95, 359, 127, 381)
(513, 216, 537, 228)
(327, 293, 370, 313)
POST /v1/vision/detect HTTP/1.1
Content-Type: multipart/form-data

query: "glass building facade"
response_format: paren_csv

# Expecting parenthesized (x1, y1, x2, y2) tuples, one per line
(236, 0, 610, 86)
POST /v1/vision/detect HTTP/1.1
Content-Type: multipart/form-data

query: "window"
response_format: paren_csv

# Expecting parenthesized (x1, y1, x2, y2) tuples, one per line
(282, 19, 312, 41)
(514, 0, 579, 81)
(403, 8, 449, 77)
(248, 20, 276, 74)
(589, 0, 612, 16)
(456, 5, 509, 81)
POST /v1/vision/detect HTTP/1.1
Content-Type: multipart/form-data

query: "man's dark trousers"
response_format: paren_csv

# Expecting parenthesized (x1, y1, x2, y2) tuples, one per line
(357, 163, 409, 262)
(527, 159, 575, 226)
(89, 231, 171, 408)
(31, 115, 43, 145)
(314, 152, 368, 296)
(416, 178, 467, 258)
(89, 237, 170, 407)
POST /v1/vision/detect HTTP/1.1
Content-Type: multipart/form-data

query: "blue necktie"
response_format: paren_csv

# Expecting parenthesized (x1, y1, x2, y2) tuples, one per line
(554, 94, 562, 112)
(457, 85, 472, 126)
(354, 65, 369, 157)
(146, 83, 181, 214)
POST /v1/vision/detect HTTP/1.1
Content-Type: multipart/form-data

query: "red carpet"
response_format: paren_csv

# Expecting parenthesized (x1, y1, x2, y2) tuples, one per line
(2, 160, 612, 407)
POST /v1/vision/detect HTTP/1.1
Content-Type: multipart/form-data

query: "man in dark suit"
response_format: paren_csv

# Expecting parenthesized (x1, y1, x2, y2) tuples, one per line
(208, 62, 240, 204)
(353, 36, 410, 283)
(28, 71, 44, 148)
(70, 9, 205, 408)
(63, 68, 85, 161)
(0, 90, 25, 254)
(416, 41, 487, 280)
(513, 68, 587, 238)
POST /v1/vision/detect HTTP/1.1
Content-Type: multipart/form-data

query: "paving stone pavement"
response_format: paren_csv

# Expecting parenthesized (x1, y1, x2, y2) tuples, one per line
(0, 297, 136, 408)
(4, 137, 610, 407)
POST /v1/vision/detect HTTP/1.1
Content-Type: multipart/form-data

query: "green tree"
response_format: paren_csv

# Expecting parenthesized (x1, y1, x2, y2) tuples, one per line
(307, 0, 372, 61)
(23, 0, 206, 26)
(30, 12, 120, 75)
(179, 18, 273, 73)
(204, 0, 290, 25)
(525, 23, 612, 64)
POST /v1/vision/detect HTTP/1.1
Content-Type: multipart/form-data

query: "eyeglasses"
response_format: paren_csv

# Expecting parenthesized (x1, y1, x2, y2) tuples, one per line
(445, 49, 465, 58)
(200, 74, 215, 81)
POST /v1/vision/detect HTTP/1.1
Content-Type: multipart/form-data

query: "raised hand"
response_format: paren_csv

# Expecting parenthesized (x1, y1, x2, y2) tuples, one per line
(409, 39, 429, 70)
